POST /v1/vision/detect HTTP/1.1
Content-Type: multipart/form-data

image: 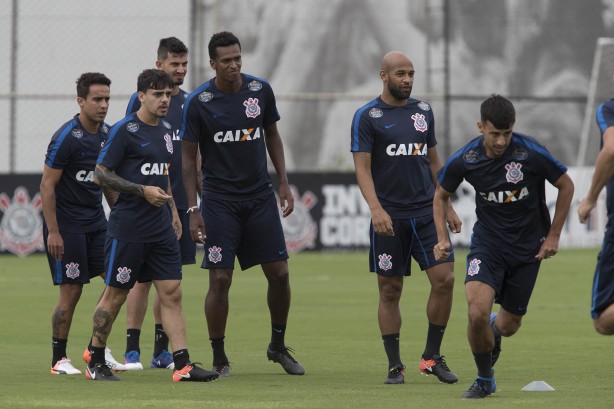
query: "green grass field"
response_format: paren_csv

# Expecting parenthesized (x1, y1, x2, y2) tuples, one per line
(0, 249, 611, 408)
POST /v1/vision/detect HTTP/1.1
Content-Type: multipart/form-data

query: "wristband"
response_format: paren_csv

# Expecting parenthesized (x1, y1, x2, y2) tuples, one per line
(186, 206, 199, 214)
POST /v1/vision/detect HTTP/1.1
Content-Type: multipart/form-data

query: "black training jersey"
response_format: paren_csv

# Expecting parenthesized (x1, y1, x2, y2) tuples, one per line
(597, 99, 614, 239)
(438, 132, 567, 254)
(97, 113, 175, 242)
(179, 73, 280, 199)
(351, 97, 437, 218)
(127, 89, 189, 209)
(44, 114, 109, 233)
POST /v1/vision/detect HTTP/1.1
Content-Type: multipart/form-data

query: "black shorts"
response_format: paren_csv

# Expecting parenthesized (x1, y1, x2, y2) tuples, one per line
(369, 214, 454, 276)
(44, 225, 106, 285)
(465, 236, 541, 315)
(591, 239, 614, 319)
(104, 235, 182, 289)
(200, 192, 288, 271)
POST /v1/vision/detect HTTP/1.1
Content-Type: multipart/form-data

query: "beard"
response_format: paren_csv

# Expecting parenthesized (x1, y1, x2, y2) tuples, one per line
(388, 83, 411, 101)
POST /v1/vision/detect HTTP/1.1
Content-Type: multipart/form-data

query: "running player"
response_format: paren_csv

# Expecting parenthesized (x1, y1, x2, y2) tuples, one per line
(578, 96, 614, 335)
(42, 72, 126, 375)
(433, 94, 574, 398)
(351, 51, 461, 385)
(180, 31, 304, 377)
(85, 69, 217, 382)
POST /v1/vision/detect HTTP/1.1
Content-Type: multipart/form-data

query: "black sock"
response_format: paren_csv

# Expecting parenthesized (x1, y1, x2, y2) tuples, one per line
(270, 323, 286, 350)
(423, 323, 446, 358)
(473, 352, 493, 378)
(126, 328, 141, 354)
(52, 337, 67, 366)
(89, 346, 106, 368)
(382, 333, 402, 369)
(153, 324, 169, 357)
(173, 349, 190, 370)
(210, 337, 228, 365)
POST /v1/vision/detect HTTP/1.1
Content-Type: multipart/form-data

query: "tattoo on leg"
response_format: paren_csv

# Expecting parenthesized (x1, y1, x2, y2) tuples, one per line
(52, 307, 67, 338)
(92, 308, 114, 346)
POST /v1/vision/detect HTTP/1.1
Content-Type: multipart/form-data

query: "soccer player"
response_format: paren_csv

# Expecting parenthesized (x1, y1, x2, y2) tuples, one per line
(577, 96, 614, 335)
(351, 51, 461, 385)
(42, 72, 126, 375)
(433, 94, 574, 398)
(180, 31, 304, 377)
(85, 69, 218, 382)
(122, 37, 200, 371)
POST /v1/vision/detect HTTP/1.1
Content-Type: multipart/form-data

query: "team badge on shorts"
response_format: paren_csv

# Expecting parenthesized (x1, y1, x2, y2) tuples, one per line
(505, 162, 524, 184)
(116, 267, 132, 284)
(65, 262, 80, 279)
(72, 129, 83, 139)
(164, 133, 173, 154)
(243, 97, 261, 118)
(208, 246, 223, 263)
(411, 113, 428, 132)
(467, 258, 481, 276)
(378, 253, 393, 271)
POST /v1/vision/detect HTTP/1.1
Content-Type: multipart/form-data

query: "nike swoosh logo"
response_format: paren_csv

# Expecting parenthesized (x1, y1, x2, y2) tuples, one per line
(384, 123, 397, 129)
(140, 142, 151, 147)
(87, 367, 96, 380)
(278, 250, 287, 255)
(273, 328, 282, 333)
(213, 112, 224, 118)
(176, 372, 190, 379)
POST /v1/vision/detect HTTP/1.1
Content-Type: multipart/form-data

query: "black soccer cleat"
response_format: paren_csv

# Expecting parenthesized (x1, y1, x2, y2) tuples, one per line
(384, 364, 405, 384)
(267, 345, 305, 375)
(173, 362, 219, 382)
(85, 363, 121, 381)
(419, 355, 459, 384)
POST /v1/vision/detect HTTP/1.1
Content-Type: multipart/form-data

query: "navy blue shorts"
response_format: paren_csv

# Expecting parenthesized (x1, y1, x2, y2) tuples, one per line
(177, 209, 196, 265)
(465, 237, 541, 316)
(44, 225, 106, 285)
(104, 234, 182, 289)
(591, 239, 614, 319)
(369, 214, 454, 276)
(200, 192, 288, 271)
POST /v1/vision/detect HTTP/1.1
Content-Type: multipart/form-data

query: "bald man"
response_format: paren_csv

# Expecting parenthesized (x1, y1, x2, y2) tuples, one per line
(351, 51, 461, 385)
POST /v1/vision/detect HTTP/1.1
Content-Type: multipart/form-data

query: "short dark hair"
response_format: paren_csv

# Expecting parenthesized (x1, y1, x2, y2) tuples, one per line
(137, 69, 173, 93)
(480, 94, 516, 129)
(208, 31, 241, 59)
(76, 72, 111, 99)
(158, 37, 188, 61)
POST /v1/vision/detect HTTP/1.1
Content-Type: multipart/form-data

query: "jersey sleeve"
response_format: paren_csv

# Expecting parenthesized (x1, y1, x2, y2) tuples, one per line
(179, 93, 202, 143)
(437, 154, 465, 193)
(97, 124, 128, 170)
(350, 109, 375, 153)
(44, 123, 75, 169)
(426, 111, 437, 148)
(262, 82, 281, 126)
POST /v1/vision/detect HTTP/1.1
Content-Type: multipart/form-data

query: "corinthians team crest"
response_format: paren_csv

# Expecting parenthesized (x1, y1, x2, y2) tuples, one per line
(505, 162, 524, 184)
(208, 246, 223, 263)
(280, 186, 318, 252)
(164, 133, 173, 154)
(65, 262, 81, 279)
(378, 253, 392, 271)
(411, 113, 428, 132)
(0, 187, 44, 256)
(243, 97, 261, 118)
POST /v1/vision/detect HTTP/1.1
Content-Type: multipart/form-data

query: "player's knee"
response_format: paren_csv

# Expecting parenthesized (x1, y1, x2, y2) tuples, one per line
(593, 318, 614, 335)
(498, 318, 521, 337)
(433, 271, 455, 293)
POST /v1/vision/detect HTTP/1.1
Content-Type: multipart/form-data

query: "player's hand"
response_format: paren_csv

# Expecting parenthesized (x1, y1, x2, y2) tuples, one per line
(433, 240, 451, 261)
(535, 235, 559, 261)
(278, 182, 294, 218)
(188, 210, 206, 244)
(47, 230, 64, 260)
(142, 185, 172, 207)
(446, 206, 462, 234)
(577, 197, 596, 224)
(371, 208, 394, 236)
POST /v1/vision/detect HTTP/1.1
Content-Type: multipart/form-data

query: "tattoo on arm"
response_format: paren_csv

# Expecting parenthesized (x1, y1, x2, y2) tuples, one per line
(95, 166, 144, 197)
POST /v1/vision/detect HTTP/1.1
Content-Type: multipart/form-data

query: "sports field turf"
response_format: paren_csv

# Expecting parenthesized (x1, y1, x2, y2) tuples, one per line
(0, 249, 611, 408)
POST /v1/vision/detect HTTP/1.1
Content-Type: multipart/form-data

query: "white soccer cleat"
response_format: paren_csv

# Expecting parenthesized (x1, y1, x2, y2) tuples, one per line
(50, 357, 82, 375)
(104, 347, 129, 372)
